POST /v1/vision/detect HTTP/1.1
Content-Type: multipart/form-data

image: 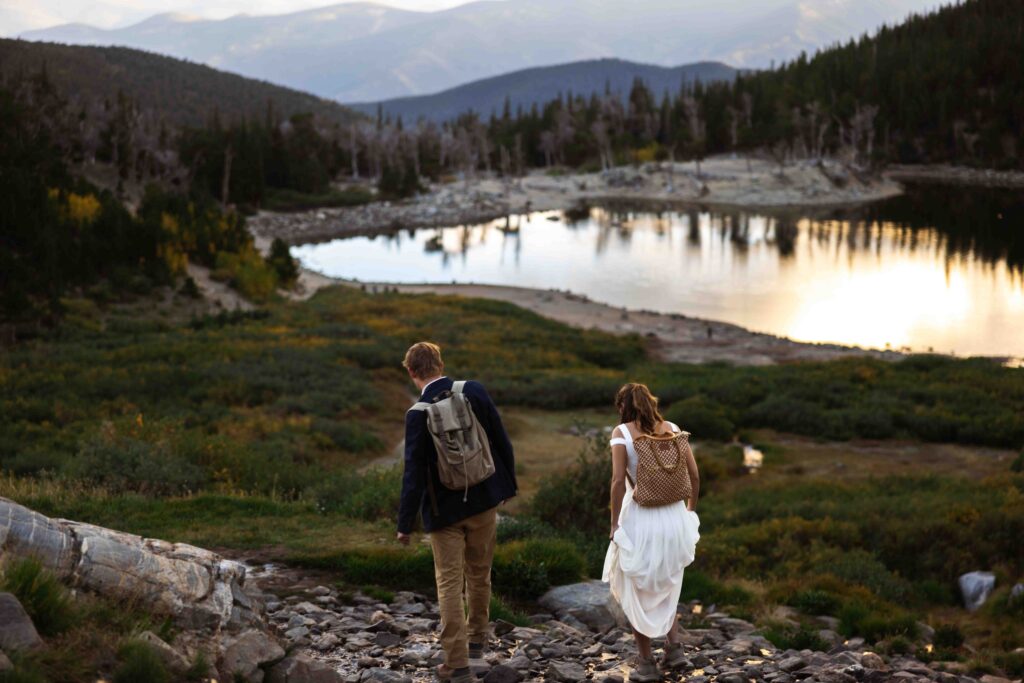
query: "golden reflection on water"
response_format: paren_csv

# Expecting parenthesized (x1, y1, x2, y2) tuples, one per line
(293, 208, 1024, 358)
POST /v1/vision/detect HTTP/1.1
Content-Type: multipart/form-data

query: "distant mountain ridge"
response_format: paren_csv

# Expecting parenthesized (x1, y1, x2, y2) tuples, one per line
(0, 39, 360, 128)
(22, 0, 944, 103)
(349, 58, 740, 123)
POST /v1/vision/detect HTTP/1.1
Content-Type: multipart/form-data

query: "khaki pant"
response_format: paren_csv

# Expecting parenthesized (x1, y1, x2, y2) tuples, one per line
(429, 507, 497, 670)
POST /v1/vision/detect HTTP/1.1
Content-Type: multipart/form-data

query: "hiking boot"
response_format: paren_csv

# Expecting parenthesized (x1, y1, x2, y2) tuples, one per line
(468, 641, 486, 660)
(661, 641, 689, 670)
(631, 658, 662, 682)
(436, 665, 474, 682)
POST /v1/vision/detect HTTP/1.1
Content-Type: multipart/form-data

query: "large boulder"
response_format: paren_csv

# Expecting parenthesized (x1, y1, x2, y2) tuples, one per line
(538, 581, 628, 632)
(958, 571, 996, 611)
(0, 499, 76, 577)
(0, 497, 251, 629)
(0, 592, 43, 651)
(219, 629, 286, 682)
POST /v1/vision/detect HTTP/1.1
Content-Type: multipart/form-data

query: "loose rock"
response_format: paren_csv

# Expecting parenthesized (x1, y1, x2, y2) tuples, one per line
(0, 593, 42, 651)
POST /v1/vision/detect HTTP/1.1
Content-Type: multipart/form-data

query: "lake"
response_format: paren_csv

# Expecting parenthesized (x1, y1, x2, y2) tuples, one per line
(292, 185, 1024, 358)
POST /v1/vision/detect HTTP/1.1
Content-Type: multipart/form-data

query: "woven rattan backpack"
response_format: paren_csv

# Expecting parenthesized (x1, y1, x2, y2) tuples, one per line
(631, 430, 693, 507)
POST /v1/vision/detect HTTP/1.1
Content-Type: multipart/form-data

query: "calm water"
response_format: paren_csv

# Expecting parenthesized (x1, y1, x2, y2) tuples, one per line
(292, 186, 1024, 358)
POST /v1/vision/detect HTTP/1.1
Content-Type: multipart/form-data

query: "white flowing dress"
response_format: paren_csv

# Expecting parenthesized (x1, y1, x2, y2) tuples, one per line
(602, 422, 701, 637)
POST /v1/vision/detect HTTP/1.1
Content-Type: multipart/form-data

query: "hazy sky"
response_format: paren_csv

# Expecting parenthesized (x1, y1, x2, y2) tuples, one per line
(0, 0, 476, 35)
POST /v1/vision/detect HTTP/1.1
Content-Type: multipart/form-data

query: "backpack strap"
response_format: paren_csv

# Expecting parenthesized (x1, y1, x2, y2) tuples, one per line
(452, 380, 467, 394)
(408, 402, 430, 412)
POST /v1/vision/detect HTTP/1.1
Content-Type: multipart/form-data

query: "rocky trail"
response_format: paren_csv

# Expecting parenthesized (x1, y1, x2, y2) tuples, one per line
(262, 578, 990, 683)
(0, 503, 1015, 683)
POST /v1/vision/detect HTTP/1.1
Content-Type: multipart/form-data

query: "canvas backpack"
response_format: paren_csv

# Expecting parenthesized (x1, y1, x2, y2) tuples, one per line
(409, 381, 496, 501)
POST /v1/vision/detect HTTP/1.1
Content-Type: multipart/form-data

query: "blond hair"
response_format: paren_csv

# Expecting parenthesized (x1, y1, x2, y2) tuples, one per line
(615, 383, 665, 435)
(403, 341, 444, 379)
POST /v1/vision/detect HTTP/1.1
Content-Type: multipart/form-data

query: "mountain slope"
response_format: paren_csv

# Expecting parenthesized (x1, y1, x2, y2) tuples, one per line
(0, 39, 361, 128)
(349, 58, 740, 123)
(22, 0, 946, 103)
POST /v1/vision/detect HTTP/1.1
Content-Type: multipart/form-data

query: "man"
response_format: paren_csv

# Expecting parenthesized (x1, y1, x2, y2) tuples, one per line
(396, 342, 517, 683)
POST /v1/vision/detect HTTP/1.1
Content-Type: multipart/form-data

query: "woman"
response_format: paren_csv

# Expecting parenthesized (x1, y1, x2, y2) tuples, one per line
(602, 383, 701, 682)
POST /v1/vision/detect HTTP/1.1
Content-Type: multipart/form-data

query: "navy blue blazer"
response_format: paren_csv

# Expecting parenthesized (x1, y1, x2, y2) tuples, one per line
(397, 377, 517, 534)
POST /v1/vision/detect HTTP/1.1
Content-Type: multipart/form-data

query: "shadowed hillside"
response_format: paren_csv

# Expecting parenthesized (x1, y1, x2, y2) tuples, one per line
(0, 39, 361, 128)
(348, 58, 739, 123)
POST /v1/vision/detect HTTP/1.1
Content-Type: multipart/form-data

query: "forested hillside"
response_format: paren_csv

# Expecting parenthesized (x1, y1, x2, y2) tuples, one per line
(0, 69, 302, 335)
(349, 59, 738, 124)
(469, 0, 1024, 170)
(0, 39, 360, 128)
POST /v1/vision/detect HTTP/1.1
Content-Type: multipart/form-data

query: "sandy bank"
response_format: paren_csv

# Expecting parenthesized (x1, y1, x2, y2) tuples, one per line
(249, 156, 903, 246)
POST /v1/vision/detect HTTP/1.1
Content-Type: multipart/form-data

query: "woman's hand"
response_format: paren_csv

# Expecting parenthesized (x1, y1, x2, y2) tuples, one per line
(609, 523, 619, 540)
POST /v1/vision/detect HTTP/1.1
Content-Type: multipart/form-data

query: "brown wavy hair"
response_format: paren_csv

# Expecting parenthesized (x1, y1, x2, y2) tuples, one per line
(615, 383, 665, 435)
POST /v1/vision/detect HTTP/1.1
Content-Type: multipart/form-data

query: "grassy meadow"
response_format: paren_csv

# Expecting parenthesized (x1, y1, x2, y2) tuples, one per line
(2, 284, 1024, 677)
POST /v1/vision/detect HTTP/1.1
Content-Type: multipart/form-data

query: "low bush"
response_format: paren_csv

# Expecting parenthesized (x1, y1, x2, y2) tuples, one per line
(664, 396, 736, 441)
(295, 548, 436, 590)
(530, 434, 609, 536)
(934, 623, 966, 649)
(496, 539, 586, 587)
(762, 623, 831, 652)
(0, 558, 77, 636)
(112, 641, 170, 683)
(489, 595, 531, 626)
(838, 601, 918, 643)
(313, 467, 402, 521)
(64, 431, 208, 497)
(493, 538, 586, 600)
(789, 589, 842, 616)
(680, 570, 754, 607)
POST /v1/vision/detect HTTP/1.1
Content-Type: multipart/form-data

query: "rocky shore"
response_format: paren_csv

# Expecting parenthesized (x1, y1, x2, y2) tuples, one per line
(248, 157, 903, 247)
(885, 165, 1024, 189)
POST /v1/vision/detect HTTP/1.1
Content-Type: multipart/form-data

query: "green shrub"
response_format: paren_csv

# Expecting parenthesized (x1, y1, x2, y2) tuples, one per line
(530, 434, 610, 536)
(267, 238, 298, 286)
(113, 641, 170, 683)
(65, 432, 208, 497)
(885, 636, 913, 655)
(762, 623, 831, 652)
(934, 623, 965, 649)
(679, 570, 753, 606)
(496, 515, 558, 543)
(492, 556, 549, 601)
(489, 595, 531, 626)
(362, 586, 395, 603)
(995, 651, 1024, 678)
(313, 467, 402, 521)
(0, 558, 76, 636)
(213, 248, 278, 302)
(495, 539, 586, 587)
(664, 396, 736, 441)
(838, 601, 919, 643)
(789, 589, 842, 616)
(295, 549, 435, 590)
(1012, 451, 1024, 473)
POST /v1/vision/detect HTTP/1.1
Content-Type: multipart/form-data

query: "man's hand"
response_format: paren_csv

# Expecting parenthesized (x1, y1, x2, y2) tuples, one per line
(396, 532, 411, 546)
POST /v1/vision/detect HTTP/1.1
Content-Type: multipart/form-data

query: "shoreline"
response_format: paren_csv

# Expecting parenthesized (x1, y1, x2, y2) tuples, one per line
(885, 164, 1024, 188)
(276, 257, 906, 366)
(249, 156, 904, 246)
